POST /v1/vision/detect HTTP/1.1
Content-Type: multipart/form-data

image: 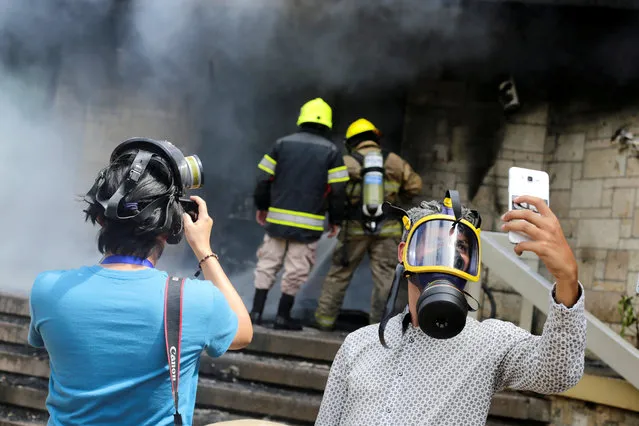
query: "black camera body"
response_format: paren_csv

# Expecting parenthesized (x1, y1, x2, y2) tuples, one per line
(179, 197, 199, 221)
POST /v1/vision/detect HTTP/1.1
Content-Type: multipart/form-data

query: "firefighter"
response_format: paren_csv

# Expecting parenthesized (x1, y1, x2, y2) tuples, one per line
(313, 118, 422, 331)
(250, 98, 349, 331)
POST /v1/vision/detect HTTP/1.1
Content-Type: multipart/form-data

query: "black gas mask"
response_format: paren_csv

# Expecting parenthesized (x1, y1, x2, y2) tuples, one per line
(84, 137, 204, 245)
(378, 190, 483, 346)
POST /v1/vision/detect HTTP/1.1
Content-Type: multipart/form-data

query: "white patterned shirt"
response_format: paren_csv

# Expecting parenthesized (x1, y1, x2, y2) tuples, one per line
(316, 284, 586, 426)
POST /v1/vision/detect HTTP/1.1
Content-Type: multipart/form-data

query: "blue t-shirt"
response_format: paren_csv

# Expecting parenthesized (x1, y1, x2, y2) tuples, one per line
(28, 265, 239, 426)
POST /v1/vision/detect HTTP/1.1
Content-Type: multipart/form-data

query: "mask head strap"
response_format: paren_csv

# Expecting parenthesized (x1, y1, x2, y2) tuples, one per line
(382, 201, 411, 230)
(377, 202, 411, 348)
(378, 263, 406, 348)
(444, 189, 463, 228)
(468, 209, 482, 229)
(84, 169, 106, 206)
(462, 290, 480, 312)
(112, 138, 185, 193)
(104, 150, 154, 220)
(441, 191, 482, 315)
(86, 149, 177, 226)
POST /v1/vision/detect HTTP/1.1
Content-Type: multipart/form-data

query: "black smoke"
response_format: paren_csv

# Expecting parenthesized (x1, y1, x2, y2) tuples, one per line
(3, 0, 639, 292)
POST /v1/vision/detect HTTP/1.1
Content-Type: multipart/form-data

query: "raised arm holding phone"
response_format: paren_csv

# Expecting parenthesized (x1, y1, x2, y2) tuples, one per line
(502, 194, 580, 307)
(316, 188, 586, 426)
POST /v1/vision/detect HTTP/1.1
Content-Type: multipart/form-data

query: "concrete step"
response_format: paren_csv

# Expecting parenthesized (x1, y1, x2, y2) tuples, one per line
(197, 378, 321, 423)
(0, 344, 48, 380)
(0, 304, 346, 363)
(193, 408, 305, 426)
(0, 343, 323, 422)
(488, 392, 550, 423)
(0, 343, 548, 423)
(0, 293, 552, 424)
(0, 296, 29, 319)
(0, 369, 321, 424)
(0, 340, 330, 393)
(0, 373, 47, 412)
(198, 376, 550, 424)
(0, 404, 47, 426)
(246, 325, 345, 362)
(0, 324, 551, 424)
(0, 356, 550, 425)
(202, 352, 330, 392)
(485, 417, 546, 426)
(0, 403, 303, 426)
(0, 315, 28, 347)
(0, 293, 619, 379)
(0, 406, 540, 426)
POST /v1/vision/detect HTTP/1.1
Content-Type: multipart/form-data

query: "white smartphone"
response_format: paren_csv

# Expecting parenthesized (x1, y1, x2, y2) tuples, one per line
(508, 166, 550, 244)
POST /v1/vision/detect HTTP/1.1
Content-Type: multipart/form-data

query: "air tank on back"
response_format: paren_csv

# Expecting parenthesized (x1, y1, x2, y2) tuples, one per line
(361, 150, 385, 230)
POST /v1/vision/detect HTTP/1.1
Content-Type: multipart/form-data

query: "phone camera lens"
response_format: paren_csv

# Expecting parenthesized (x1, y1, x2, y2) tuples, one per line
(527, 176, 533, 182)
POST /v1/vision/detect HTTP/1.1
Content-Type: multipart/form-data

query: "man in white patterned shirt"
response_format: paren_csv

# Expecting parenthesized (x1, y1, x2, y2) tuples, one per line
(316, 195, 586, 426)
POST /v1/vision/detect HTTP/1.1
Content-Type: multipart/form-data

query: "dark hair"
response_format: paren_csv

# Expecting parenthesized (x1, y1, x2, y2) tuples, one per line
(84, 151, 185, 259)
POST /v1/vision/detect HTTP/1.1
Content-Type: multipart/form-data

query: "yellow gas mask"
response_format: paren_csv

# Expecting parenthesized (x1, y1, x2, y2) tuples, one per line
(379, 190, 483, 346)
(401, 193, 482, 285)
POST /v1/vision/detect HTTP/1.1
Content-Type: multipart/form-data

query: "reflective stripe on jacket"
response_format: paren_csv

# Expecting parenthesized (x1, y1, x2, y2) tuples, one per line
(254, 130, 349, 243)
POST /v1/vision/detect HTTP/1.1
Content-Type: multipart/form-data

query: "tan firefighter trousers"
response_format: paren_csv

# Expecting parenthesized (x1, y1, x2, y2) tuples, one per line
(254, 234, 318, 296)
(315, 235, 399, 327)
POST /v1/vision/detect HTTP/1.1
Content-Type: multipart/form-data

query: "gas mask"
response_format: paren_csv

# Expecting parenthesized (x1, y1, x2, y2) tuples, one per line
(378, 190, 482, 346)
(84, 137, 204, 245)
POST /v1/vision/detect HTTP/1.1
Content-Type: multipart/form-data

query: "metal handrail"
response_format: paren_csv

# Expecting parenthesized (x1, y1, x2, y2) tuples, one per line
(480, 231, 639, 390)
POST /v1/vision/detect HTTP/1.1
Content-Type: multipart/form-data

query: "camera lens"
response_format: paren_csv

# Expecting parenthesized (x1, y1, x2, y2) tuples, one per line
(527, 176, 533, 182)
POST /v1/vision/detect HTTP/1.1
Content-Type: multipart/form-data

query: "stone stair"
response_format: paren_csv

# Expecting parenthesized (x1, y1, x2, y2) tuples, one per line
(0, 293, 553, 425)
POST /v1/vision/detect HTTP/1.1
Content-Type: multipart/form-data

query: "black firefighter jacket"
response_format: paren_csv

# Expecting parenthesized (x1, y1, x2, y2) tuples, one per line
(254, 130, 349, 243)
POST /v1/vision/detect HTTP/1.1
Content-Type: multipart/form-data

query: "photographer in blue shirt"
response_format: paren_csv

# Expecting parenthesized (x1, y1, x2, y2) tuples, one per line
(28, 138, 252, 426)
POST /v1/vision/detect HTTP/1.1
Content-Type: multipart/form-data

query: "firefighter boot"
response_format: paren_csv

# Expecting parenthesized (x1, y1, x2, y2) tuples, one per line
(274, 294, 303, 331)
(250, 289, 268, 325)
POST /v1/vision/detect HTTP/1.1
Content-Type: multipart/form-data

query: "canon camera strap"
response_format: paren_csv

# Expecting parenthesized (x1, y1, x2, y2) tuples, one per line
(164, 276, 185, 426)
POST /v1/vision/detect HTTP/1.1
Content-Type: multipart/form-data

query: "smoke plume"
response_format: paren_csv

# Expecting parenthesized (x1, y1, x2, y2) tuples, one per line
(0, 0, 488, 294)
(2, 0, 639, 303)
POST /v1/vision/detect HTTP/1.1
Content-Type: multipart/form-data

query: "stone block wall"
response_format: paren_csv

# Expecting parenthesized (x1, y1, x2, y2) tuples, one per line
(546, 105, 639, 347)
(402, 80, 639, 344)
(471, 104, 548, 326)
(550, 395, 639, 426)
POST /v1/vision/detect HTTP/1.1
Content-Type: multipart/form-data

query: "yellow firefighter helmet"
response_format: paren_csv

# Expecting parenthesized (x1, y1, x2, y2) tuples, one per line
(297, 98, 333, 129)
(346, 118, 379, 140)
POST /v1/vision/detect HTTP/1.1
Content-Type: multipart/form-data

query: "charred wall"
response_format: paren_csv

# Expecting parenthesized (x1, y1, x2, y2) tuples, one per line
(542, 100, 639, 347)
(391, 2, 639, 337)
(400, 77, 548, 326)
(400, 84, 639, 346)
(3, 0, 639, 328)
